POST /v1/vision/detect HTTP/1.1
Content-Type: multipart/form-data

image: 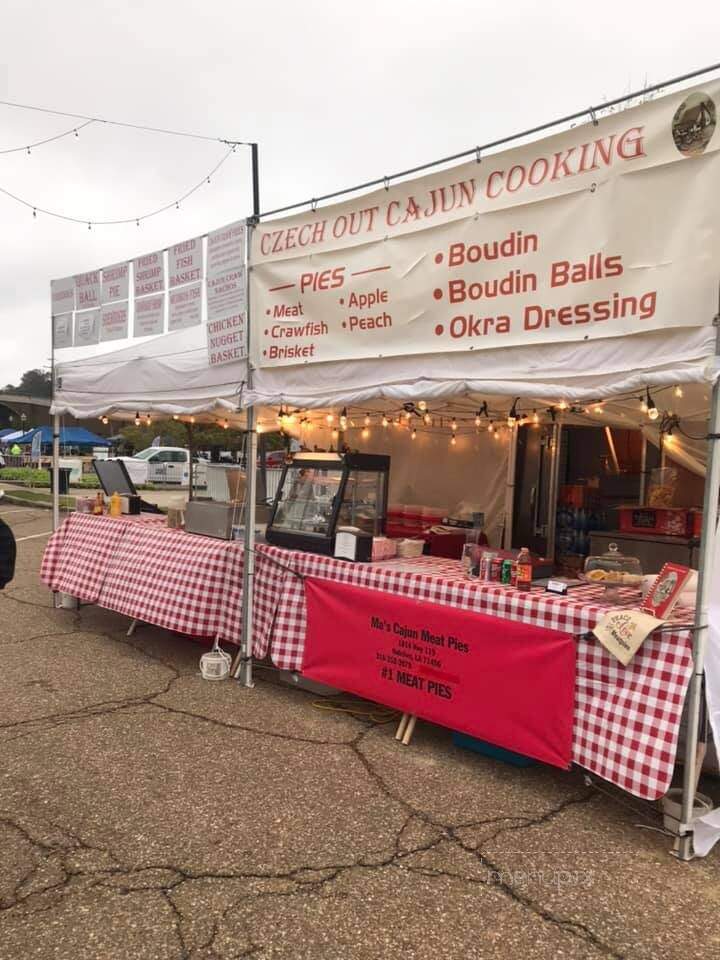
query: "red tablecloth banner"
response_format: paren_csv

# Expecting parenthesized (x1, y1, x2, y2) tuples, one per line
(303, 578, 576, 768)
(263, 554, 694, 800)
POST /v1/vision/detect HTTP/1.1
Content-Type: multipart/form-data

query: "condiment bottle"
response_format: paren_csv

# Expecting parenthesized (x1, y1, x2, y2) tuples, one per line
(515, 547, 533, 591)
(93, 492, 105, 516)
(109, 491, 122, 517)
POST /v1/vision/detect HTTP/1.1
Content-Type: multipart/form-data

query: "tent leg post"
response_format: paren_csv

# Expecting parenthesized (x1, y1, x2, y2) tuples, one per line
(234, 410, 257, 688)
(503, 423, 518, 549)
(546, 421, 562, 563)
(677, 333, 720, 861)
(52, 414, 60, 531)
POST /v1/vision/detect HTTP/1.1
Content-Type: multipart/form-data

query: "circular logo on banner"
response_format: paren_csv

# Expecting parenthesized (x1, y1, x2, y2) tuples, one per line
(672, 92, 717, 156)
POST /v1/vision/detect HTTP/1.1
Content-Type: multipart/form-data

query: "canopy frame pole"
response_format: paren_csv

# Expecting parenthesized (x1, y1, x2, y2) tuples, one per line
(52, 413, 60, 532)
(677, 310, 720, 860)
(234, 142, 260, 688)
(546, 420, 562, 563)
(503, 423, 518, 549)
(639, 433, 648, 505)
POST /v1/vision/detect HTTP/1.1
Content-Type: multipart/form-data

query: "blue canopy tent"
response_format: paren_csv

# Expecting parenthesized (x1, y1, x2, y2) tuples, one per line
(13, 426, 112, 448)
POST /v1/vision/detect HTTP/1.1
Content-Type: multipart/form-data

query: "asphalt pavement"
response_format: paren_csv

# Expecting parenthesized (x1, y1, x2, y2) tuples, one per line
(1, 503, 720, 959)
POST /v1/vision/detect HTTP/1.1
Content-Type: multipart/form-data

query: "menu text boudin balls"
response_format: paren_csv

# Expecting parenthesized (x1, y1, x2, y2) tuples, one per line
(251, 80, 720, 367)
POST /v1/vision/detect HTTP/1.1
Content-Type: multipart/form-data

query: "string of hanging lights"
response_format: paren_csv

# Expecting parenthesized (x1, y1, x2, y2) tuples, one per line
(97, 380, 692, 450)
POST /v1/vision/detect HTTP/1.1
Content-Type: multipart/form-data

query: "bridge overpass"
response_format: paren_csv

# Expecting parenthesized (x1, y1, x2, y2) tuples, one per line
(0, 394, 111, 437)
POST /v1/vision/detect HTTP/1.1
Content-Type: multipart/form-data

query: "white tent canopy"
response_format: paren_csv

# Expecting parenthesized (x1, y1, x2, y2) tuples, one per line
(52, 325, 248, 420)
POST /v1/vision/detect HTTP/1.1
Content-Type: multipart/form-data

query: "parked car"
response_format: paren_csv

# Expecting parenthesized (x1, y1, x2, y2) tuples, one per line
(117, 447, 207, 488)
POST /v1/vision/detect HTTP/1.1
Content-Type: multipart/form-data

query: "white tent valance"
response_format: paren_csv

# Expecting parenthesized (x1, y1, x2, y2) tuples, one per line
(248, 327, 718, 409)
(52, 325, 248, 420)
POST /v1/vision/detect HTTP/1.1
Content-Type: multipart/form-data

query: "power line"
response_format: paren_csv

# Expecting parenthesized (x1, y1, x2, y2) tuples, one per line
(0, 119, 96, 155)
(0, 98, 250, 145)
(0, 145, 239, 227)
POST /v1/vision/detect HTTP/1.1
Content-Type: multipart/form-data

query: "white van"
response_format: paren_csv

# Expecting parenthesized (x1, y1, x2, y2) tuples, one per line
(118, 447, 207, 488)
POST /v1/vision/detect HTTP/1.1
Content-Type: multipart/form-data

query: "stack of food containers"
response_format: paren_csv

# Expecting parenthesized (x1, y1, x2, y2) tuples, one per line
(385, 503, 448, 542)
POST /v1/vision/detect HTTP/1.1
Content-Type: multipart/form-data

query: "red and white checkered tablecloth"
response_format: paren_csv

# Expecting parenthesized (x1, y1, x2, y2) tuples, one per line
(41, 514, 302, 652)
(260, 552, 695, 801)
(41, 519, 694, 800)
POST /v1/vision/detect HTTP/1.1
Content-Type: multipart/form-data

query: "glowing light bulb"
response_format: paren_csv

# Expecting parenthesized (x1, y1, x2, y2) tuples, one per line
(404, 411, 411, 421)
(326, 413, 334, 425)
(382, 416, 388, 428)
(172, 414, 179, 421)
(451, 419, 457, 431)
(648, 406, 659, 421)
(674, 386, 683, 398)
(256, 423, 264, 434)
(190, 416, 195, 424)
(411, 429, 417, 439)
(450, 433, 457, 446)
(532, 410, 539, 424)
(364, 414, 370, 426)
(558, 400, 568, 411)
(507, 415, 516, 428)
(418, 400, 427, 412)
(331, 429, 339, 439)
(223, 420, 229, 429)
(134, 412, 141, 426)
(361, 427, 370, 439)
(488, 421, 494, 433)
(594, 403, 603, 414)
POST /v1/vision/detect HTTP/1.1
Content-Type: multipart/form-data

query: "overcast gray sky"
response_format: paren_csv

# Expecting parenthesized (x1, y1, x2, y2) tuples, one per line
(1, 0, 719, 387)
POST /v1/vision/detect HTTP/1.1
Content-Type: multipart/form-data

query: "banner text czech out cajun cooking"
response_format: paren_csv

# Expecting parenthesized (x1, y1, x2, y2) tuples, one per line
(251, 81, 720, 366)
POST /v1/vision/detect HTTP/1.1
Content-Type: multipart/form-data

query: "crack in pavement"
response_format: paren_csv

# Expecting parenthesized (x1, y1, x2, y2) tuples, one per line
(0, 611, 633, 959)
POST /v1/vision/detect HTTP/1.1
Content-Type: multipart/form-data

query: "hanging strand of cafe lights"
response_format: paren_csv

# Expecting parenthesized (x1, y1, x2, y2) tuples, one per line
(261, 384, 694, 445)
(0, 118, 96, 155)
(0, 144, 239, 227)
(0, 97, 246, 145)
(0, 96, 254, 227)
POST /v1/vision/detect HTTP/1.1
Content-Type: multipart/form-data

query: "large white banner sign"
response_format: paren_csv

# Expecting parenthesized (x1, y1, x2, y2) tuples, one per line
(168, 282, 202, 331)
(102, 262, 129, 303)
(168, 236, 203, 289)
(134, 294, 164, 337)
(100, 301, 129, 342)
(251, 81, 720, 367)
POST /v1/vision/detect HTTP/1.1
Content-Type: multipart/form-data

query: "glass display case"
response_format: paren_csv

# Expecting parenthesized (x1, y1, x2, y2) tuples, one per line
(265, 452, 390, 554)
